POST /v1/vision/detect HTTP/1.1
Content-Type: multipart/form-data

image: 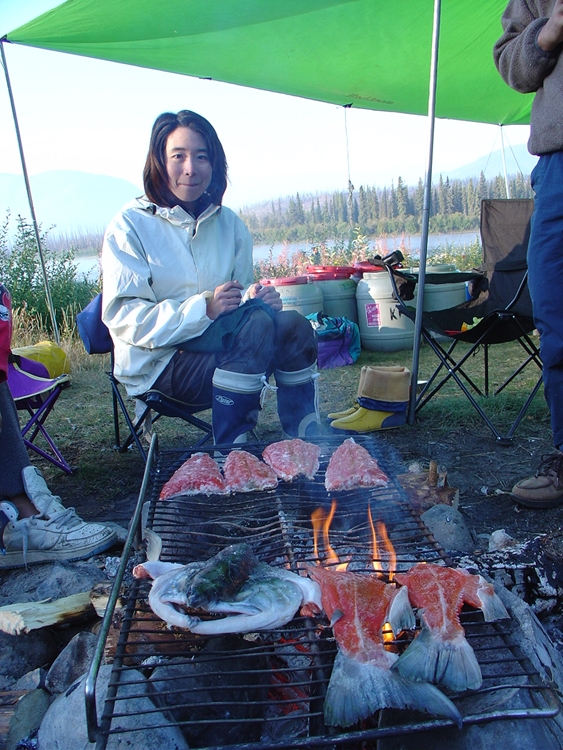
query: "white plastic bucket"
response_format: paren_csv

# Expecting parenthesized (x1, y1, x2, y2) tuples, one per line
(314, 278, 358, 322)
(356, 272, 415, 351)
(262, 277, 323, 317)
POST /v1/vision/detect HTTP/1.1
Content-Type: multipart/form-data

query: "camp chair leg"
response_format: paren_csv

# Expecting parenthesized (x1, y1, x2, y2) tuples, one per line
(19, 388, 73, 474)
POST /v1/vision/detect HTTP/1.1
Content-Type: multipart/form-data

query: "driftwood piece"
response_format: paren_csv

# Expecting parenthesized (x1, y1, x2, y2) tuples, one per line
(0, 592, 94, 636)
(0, 688, 50, 750)
(397, 460, 459, 512)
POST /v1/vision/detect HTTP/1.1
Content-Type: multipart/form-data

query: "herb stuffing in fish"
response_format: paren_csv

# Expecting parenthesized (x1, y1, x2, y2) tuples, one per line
(133, 543, 322, 634)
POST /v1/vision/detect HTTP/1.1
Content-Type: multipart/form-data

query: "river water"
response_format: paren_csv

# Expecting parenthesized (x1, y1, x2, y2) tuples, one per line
(75, 230, 480, 279)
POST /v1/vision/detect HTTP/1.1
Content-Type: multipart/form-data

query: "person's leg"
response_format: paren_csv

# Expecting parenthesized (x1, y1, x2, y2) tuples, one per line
(0, 382, 117, 568)
(527, 152, 563, 450)
(272, 311, 320, 438)
(512, 152, 563, 507)
(150, 311, 276, 445)
(213, 309, 276, 444)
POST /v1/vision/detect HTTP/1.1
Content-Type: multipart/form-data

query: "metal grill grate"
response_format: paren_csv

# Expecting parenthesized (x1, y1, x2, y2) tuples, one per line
(87, 435, 559, 749)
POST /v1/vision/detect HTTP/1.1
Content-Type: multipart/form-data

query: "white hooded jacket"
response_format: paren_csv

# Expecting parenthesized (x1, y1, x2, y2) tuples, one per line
(101, 198, 254, 396)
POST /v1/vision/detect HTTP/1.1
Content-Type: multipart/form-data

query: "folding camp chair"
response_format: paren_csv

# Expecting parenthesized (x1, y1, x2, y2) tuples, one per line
(76, 294, 213, 463)
(7, 355, 73, 473)
(387, 198, 543, 444)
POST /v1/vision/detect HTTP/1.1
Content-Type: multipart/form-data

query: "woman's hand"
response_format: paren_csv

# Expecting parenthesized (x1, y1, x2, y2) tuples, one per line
(249, 282, 283, 312)
(206, 281, 244, 320)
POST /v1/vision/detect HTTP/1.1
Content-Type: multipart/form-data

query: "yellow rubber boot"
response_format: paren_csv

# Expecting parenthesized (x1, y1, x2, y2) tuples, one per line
(330, 366, 410, 432)
(326, 366, 368, 421)
(326, 366, 405, 421)
(330, 406, 405, 432)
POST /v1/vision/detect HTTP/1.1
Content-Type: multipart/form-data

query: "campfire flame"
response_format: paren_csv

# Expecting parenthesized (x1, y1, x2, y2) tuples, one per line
(311, 501, 396, 579)
(311, 501, 348, 570)
(368, 505, 396, 581)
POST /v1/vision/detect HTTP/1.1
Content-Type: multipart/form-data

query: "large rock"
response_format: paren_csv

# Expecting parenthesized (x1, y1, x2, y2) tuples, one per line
(0, 630, 58, 687)
(45, 631, 98, 695)
(37, 665, 189, 749)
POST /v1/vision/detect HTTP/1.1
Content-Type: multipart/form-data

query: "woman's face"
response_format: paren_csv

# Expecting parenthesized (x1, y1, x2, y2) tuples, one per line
(165, 126, 213, 209)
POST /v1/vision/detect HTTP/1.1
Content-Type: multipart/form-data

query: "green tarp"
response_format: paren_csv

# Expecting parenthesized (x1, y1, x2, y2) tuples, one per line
(6, 0, 532, 126)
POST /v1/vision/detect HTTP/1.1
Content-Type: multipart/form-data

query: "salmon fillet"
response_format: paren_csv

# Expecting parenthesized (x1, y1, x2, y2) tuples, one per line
(159, 452, 227, 499)
(223, 450, 278, 493)
(325, 438, 388, 492)
(262, 439, 320, 481)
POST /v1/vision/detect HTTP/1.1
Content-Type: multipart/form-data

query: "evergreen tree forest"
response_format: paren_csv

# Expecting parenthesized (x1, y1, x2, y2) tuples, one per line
(239, 172, 532, 244)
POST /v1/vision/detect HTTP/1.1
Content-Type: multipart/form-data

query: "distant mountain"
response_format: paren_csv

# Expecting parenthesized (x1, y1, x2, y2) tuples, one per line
(443, 143, 538, 181)
(0, 148, 538, 238)
(0, 171, 142, 237)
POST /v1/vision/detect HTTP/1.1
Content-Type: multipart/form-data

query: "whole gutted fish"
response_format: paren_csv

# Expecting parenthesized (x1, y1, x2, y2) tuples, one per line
(306, 565, 462, 728)
(133, 543, 322, 634)
(393, 563, 509, 692)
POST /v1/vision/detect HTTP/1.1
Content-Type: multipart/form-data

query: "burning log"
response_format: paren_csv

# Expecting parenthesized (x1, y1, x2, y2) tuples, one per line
(0, 592, 94, 636)
(397, 460, 459, 512)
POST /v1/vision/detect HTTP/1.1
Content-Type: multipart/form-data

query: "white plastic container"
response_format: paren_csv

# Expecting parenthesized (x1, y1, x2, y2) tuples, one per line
(355, 271, 415, 352)
(261, 276, 323, 317)
(313, 277, 358, 322)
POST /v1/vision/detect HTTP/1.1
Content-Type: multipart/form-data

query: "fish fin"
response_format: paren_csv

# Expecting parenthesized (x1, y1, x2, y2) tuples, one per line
(477, 576, 510, 621)
(132, 560, 184, 580)
(393, 625, 482, 692)
(330, 609, 344, 627)
(325, 650, 462, 728)
(143, 528, 163, 562)
(388, 585, 416, 632)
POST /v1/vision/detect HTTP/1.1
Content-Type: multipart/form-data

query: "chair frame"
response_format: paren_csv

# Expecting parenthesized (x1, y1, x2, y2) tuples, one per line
(384, 200, 543, 444)
(107, 352, 213, 463)
(9, 361, 73, 474)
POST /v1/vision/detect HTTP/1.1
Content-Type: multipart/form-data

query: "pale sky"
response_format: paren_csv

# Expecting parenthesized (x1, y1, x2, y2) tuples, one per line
(1, 0, 531, 212)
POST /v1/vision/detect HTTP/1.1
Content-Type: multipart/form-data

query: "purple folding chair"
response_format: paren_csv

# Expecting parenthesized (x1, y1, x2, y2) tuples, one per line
(7, 355, 72, 474)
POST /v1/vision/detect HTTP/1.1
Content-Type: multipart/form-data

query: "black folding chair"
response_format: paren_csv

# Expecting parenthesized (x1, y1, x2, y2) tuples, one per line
(387, 199, 543, 444)
(76, 294, 213, 463)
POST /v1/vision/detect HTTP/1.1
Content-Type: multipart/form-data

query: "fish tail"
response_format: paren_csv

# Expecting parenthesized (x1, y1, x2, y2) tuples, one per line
(393, 625, 482, 692)
(325, 651, 462, 729)
(477, 577, 510, 621)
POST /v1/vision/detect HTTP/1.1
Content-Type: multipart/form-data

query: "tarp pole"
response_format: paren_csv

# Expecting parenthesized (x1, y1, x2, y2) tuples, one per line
(0, 38, 60, 344)
(408, 0, 441, 425)
(500, 125, 511, 198)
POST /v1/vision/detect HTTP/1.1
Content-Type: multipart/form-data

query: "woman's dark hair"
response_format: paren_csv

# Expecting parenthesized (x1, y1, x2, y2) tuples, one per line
(143, 110, 228, 209)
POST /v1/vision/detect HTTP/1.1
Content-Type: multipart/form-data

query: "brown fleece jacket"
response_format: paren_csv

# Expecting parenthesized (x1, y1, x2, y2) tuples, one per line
(494, 0, 563, 155)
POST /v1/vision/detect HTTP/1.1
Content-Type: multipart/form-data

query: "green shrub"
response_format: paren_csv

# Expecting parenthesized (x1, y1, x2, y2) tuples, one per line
(0, 213, 98, 333)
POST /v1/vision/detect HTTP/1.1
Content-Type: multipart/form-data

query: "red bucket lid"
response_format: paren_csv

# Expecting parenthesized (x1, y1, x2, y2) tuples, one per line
(306, 271, 353, 281)
(260, 276, 308, 286)
(353, 261, 386, 272)
(306, 265, 355, 276)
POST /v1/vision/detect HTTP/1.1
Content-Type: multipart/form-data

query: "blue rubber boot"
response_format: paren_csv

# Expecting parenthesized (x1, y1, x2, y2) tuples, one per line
(211, 369, 266, 446)
(275, 364, 320, 439)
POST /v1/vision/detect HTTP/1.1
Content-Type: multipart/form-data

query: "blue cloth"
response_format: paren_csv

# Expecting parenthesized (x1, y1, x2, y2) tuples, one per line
(527, 152, 563, 450)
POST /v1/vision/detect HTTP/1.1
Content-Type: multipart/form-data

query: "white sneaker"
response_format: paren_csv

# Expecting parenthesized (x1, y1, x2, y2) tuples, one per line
(21, 466, 66, 517)
(0, 502, 117, 569)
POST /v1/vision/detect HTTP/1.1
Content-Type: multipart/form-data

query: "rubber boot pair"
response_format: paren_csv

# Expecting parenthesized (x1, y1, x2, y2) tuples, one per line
(329, 365, 410, 432)
(212, 364, 320, 445)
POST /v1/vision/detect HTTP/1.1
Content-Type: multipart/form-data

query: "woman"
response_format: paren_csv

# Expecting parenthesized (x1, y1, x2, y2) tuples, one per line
(102, 110, 319, 444)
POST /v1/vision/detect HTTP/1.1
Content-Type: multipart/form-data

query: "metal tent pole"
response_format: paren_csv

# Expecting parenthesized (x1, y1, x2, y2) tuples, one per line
(407, 0, 441, 425)
(0, 38, 61, 344)
(500, 125, 511, 198)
